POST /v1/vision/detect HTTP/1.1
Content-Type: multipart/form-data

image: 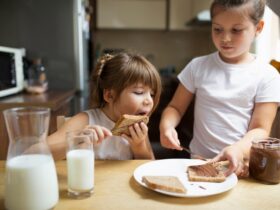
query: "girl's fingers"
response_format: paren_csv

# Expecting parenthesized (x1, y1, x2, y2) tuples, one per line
(139, 122, 148, 133)
(83, 125, 112, 143)
(161, 135, 181, 150)
(133, 122, 147, 137)
(126, 123, 147, 145)
(211, 153, 237, 177)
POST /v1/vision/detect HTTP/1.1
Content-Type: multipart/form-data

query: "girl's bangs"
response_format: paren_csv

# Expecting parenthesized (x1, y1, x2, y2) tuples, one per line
(125, 65, 159, 92)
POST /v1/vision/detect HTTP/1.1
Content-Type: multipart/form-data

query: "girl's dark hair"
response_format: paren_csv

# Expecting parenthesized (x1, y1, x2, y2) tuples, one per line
(210, 0, 267, 24)
(90, 52, 162, 113)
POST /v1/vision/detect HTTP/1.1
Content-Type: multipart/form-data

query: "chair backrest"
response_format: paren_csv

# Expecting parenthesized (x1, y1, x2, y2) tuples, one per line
(56, 115, 71, 130)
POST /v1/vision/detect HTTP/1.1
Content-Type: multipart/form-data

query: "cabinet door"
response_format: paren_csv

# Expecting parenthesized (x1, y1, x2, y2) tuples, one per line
(97, 0, 166, 29)
(192, 0, 212, 16)
(169, 0, 192, 30)
(169, 0, 212, 30)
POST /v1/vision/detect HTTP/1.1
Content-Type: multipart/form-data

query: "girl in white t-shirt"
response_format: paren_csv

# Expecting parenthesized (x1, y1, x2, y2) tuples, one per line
(48, 52, 162, 160)
(160, 0, 280, 177)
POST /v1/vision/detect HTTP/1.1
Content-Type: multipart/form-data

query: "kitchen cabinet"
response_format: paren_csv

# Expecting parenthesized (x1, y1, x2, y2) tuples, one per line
(97, 0, 167, 29)
(96, 0, 212, 30)
(169, 0, 212, 30)
(0, 89, 75, 160)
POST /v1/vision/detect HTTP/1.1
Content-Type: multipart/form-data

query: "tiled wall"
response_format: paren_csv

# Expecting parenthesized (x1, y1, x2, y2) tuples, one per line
(94, 28, 216, 73)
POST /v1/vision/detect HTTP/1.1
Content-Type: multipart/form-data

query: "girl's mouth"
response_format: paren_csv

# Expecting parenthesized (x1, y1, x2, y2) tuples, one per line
(137, 111, 149, 116)
(221, 45, 233, 50)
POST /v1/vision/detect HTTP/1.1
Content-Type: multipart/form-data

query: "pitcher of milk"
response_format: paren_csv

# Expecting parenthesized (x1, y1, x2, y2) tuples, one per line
(3, 107, 59, 210)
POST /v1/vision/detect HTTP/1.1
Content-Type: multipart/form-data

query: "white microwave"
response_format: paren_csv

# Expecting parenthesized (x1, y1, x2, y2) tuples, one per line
(0, 46, 24, 97)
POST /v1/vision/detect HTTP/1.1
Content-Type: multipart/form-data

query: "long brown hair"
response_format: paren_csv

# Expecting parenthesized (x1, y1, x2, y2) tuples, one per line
(90, 52, 162, 113)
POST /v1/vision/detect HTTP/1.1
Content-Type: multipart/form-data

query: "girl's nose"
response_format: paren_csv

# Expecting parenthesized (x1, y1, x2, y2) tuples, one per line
(144, 94, 153, 106)
(222, 32, 231, 43)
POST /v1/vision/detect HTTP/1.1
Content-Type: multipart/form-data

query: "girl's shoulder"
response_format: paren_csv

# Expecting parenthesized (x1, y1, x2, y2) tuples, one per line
(180, 52, 216, 75)
(189, 52, 215, 65)
(69, 112, 89, 126)
(254, 57, 280, 77)
(83, 108, 114, 128)
(83, 108, 103, 120)
(56, 112, 89, 132)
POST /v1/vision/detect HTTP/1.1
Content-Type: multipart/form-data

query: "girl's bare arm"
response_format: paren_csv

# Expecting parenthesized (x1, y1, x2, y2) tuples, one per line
(160, 84, 194, 149)
(47, 112, 89, 160)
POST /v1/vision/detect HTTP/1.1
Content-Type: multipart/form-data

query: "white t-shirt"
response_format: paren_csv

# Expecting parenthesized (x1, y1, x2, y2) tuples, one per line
(84, 109, 133, 160)
(178, 52, 280, 158)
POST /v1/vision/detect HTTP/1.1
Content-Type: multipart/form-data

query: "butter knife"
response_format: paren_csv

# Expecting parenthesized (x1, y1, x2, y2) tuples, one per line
(181, 146, 207, 161)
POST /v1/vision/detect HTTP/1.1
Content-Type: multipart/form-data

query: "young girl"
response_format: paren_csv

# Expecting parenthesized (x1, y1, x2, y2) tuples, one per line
(48, 52, 162, 160)
(160, 0, 280, 177)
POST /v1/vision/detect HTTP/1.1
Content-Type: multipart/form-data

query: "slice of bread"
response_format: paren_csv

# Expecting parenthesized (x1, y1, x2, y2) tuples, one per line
(187, 161, 229, 183)
(111, 114, 149, 136)
(142, 176, 187, 194)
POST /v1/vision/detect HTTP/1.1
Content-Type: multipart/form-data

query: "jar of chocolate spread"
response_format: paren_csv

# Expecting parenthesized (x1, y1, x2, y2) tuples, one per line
(249, 138, 280, 184)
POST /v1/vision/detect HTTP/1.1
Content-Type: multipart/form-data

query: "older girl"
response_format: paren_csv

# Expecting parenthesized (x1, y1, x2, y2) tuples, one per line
(160, 0, 280, 177)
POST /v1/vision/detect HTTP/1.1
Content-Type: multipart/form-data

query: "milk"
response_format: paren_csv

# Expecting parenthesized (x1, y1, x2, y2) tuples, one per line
(5, 154, 59, 210)
(67, 149, 94, 191)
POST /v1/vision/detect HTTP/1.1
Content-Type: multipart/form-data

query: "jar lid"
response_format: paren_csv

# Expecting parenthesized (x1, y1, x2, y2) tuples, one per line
(252, 138, 280, 149)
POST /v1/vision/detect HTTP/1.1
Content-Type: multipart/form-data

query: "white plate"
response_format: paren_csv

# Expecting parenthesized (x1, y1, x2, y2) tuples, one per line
(133, 159, 238, 197)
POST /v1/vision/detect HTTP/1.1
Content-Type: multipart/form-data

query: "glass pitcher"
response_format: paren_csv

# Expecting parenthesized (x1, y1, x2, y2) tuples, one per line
(3, 107, 59, 210)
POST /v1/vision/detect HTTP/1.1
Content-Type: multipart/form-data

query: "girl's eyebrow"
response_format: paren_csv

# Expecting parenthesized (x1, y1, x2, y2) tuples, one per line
(212, 22, 245, 28)
(212, 22, 222, 26)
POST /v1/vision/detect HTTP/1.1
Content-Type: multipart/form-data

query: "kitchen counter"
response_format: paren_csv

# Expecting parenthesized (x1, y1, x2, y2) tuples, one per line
(0, 160, 280, 210)
(0, 89, 76, 160)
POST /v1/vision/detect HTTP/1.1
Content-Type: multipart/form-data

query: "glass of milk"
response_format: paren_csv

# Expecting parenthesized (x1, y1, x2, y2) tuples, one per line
(66, 129, 94, 199)
(3, 107, 59, 210)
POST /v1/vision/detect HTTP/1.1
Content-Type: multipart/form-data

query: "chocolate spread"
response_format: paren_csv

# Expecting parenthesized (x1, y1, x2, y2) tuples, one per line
(249, 138, 280, 184)
(189, 163, 219, 177)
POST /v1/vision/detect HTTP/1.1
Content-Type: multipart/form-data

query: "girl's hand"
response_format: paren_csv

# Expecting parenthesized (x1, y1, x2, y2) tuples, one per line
(211, 145, 249, 178)
(160, 127, 182, 150)
(84, 125, 112, 144)
(122, 122, 148, 147)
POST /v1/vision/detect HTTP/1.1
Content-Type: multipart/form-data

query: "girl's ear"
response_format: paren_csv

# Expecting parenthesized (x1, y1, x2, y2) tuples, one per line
(255, 20, 264, 37)
(103, 89, 115, 103)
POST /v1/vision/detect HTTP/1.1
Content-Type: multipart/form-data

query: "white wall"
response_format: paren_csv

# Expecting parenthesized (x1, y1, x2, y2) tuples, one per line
(254, 6, 280, 62)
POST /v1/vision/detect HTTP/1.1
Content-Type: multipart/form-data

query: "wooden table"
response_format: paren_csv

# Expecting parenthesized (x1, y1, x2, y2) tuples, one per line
(0, 160, 280, 210)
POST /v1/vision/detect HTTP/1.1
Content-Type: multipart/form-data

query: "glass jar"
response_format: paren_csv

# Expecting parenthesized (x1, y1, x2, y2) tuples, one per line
(249, 138, 280, 184)
(26, 58, 48, 94)
(3, 107, 59, 210)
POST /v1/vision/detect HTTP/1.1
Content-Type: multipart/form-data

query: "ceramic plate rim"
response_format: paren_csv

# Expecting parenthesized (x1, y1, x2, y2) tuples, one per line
(133, 159, 238, 197)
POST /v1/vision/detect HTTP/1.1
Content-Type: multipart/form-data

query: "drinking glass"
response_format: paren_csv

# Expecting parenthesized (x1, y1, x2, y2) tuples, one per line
(3, 106, 59, 210)
(66, 129, 94, 199)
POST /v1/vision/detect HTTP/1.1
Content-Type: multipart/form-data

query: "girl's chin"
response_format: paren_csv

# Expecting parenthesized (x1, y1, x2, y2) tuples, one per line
(219, 55, 240, 64)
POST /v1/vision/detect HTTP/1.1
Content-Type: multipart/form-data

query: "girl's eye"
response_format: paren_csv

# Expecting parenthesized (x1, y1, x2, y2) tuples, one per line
(134, 91, 143, 95)
(232, 28, 243, 33)
(213, 27, 223, 33)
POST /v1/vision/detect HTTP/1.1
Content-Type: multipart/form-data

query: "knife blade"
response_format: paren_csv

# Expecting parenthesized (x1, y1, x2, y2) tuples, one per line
(180, 146, 207, 161)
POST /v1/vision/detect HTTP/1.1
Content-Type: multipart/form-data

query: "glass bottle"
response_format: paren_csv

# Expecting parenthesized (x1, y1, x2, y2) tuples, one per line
(3, 107, 59, 210)
(26, 58, 48, 94)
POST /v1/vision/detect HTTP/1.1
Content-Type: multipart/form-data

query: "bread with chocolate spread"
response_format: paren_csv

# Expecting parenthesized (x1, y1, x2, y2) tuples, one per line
(142, 176, 186, 194)
(187, 161, 229, 183)
(111, 114, 149, 136)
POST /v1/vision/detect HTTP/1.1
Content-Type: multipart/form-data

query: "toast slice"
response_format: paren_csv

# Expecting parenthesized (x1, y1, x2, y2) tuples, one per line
(111, 114, 149, 136)
(187, 161, 229, 183)
(142, 176, 187, 194)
